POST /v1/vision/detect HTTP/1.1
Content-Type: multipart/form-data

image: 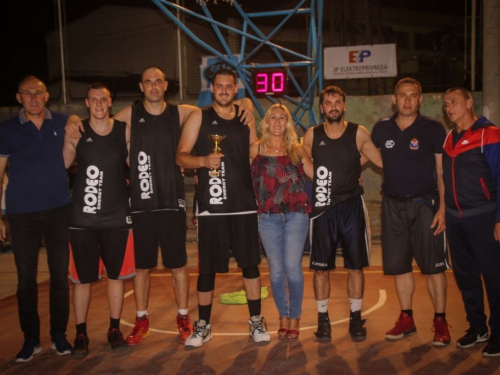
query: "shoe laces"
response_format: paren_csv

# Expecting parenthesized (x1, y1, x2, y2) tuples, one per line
(463, 327, 477, 337)
(192, 322, 208, 337)
(432, 318, 451, 334)
(109, 328, 122, 336)
(75, 333, 87, 342)
(52, 334, 69, 347)
(350, 317, 366, 329)
(250, 317, 267, 334)
(394, 316, 409, 328)
(177, 316, 191, 332)
(131, 319, 147, 335)
(21, 339, 39, 351)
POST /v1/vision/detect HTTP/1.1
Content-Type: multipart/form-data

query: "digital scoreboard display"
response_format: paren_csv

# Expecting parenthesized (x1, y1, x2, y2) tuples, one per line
(251, 69, 288, 97)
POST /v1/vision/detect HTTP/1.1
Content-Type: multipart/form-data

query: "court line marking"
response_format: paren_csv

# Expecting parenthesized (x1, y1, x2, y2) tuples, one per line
(121, 289, 386, 337)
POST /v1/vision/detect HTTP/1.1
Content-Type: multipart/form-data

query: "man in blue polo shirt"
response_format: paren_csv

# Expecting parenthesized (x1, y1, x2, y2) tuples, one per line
(0, 75, 72, 362)
(371, 77, 450, 347)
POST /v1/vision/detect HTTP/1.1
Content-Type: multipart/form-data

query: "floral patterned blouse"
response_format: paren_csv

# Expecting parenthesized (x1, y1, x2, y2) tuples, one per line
(251, 154, 311, 214)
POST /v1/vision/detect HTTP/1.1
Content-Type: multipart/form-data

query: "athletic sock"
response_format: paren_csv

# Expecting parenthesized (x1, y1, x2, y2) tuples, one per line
(247, 298, 261, 318)
(199, 304, 212, 324)
(402, 309, 413, 318)
(316, 299, 329, 313)
(76, 322, 87, 336)
(434, 312, 446, 319)
(349, 298, 363, 313)
(110, 318, 120, 330)
(137, 310, 148, 318)
(178, 309, 188, 316)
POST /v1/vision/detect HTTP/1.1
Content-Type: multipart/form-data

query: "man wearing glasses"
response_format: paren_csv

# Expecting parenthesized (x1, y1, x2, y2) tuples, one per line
(0, 75, 72, 362)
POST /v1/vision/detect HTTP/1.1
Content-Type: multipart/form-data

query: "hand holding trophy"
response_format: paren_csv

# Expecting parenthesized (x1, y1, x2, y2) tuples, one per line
(208, 134, 226, 177)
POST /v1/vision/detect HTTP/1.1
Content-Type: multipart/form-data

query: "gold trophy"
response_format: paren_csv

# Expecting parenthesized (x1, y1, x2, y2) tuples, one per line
(208, 134, 226, 177)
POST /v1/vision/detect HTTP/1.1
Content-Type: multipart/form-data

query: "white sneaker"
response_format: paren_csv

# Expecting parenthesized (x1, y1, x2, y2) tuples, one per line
(249, 315, 271, 343)
(185, 320, 212, 348)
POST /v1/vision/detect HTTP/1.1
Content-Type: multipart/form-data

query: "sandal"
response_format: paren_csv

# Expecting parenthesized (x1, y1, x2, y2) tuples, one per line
(278, 317, 289, 338)
(287, 318, 300, 341)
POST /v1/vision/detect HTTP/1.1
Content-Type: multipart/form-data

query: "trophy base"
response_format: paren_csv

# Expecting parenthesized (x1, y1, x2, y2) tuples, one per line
(208, 170, 220, 177)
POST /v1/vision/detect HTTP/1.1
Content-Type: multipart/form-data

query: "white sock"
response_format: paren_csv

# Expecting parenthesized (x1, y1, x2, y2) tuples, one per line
(349, 298, 362, 313)
(137, 310, 148, 318)
(178, 309, 188, 316)
(316, 299, 329, 313)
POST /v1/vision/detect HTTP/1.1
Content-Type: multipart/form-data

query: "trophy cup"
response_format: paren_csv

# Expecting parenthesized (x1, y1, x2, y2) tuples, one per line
(208, 134, 226, 177)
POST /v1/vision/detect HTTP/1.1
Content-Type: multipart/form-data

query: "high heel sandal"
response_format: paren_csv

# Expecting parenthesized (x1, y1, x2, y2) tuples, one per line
(287, 318, 300, 341)
(278, 317, 289, 338)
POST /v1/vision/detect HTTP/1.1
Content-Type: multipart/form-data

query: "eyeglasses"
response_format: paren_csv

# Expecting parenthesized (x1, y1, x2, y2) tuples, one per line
(19, 91, 47, 98)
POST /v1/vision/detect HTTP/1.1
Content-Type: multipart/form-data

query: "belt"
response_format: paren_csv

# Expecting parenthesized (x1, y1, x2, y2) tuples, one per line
(385, 190, 438, 202)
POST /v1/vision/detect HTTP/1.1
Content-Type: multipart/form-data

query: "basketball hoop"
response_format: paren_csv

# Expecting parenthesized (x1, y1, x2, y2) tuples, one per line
(196, 0, 234, 4)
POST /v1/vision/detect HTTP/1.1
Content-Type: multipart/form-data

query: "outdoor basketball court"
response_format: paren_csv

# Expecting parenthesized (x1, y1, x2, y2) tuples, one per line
(0, 241, 498, 374)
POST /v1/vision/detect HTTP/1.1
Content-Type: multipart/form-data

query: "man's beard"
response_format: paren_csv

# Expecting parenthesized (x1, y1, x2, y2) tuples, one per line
(214, 93, 236, 107)
(325, 110, 343, 124)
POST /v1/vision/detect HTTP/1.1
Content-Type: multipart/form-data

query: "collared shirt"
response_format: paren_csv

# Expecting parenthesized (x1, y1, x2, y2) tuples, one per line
(372, 112, 446, 197)
(0, 108, 71, 214)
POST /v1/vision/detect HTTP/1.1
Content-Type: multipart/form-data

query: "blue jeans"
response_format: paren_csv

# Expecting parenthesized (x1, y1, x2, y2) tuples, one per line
(258, 212, 309, 319)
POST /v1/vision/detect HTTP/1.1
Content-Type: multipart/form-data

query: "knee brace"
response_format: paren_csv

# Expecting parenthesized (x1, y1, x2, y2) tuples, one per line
(197, 273, 216, 292)
(242, 265, 260, 280)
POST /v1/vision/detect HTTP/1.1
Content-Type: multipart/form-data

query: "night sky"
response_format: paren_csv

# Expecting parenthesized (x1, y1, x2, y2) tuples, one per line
(0, 0, 464, 106)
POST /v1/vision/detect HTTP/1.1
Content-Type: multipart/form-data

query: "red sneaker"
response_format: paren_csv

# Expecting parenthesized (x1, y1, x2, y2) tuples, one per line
(126, 315, 150, 345)
(432, 317, 451, 347)
(177, 313, 193, 343)
(385, 312, 417, 340)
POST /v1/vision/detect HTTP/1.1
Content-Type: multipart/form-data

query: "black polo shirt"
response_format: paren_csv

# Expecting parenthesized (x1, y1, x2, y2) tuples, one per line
(371, 112, 446, 197)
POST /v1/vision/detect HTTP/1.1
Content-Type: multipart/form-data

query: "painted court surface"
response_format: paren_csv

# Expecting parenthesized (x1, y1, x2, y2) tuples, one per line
(0, 241, 498, 374)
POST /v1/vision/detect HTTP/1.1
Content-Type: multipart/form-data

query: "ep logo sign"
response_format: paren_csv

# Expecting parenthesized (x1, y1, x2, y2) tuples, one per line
(349, 50, 371, 63)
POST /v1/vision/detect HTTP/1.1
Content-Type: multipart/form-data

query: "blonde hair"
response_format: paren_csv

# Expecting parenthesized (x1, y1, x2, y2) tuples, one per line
(258, 104, 300, 165)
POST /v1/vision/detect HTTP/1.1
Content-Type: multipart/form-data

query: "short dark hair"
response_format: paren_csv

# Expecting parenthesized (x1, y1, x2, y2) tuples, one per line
(319, 85, 346, 105)
(87, 82, 110, 95)
(394, 77, 422, 95)
(445, 87, 472, 100)
(212, 68, 238, 85)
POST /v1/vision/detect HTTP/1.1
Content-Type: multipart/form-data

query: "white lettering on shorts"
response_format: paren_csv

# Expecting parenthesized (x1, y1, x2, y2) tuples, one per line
(311, 261, 328, 267)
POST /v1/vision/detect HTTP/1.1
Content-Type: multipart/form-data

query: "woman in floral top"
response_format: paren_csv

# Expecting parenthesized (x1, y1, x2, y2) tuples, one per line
(250, 104, 313, 340)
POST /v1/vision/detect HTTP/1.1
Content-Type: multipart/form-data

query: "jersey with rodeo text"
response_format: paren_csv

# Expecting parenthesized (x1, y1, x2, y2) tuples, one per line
(129, 102, 185, 213)
(70, 120, 131, 228)
(311, 122, 363, 217)
(194, 105, 256, 215)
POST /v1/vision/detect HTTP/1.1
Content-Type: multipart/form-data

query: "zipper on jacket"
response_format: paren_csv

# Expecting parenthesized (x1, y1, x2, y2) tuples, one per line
(451, 156, 462, 217)
(479, 177, 491, 200)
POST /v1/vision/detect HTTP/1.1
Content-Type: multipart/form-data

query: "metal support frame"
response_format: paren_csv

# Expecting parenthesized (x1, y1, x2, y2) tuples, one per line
(150, 0, 323, 130)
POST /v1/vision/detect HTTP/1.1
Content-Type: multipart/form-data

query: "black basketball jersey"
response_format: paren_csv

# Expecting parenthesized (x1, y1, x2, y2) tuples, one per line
(129, 102, 185, 212)
(311, 122, 363, 217)
(70, 119, 131, 228)
(194, 105, 256, 215)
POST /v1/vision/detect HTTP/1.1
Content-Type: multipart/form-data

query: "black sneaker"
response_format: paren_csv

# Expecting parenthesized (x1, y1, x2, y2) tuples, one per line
(456, 327, 488, 348)
(483, 335, 500, 357)
(1, 244, 14, 253)
(72, 334, 89, 358)
(51, 333, 72, 355)
(107, 328, 128, 350)
(15, 339, 42, 362)
(349, 310, 367, 342)
(314, 312, 332, 340)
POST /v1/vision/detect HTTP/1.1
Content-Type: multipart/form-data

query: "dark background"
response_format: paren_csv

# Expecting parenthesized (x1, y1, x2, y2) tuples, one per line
(0, 0, 467, 106)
